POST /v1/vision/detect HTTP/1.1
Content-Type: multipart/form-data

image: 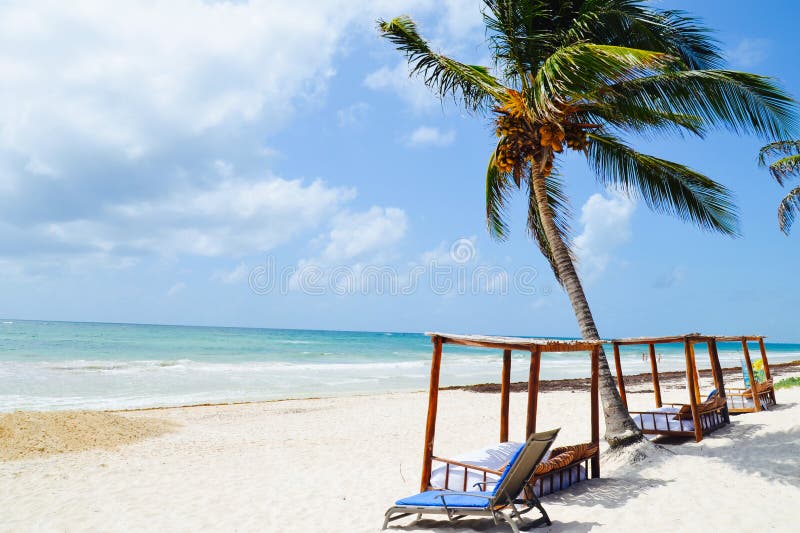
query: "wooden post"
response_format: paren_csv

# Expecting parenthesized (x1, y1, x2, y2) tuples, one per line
(612, 342, 627, 408)
(742, 339, 761, 412)
(500, 349, 512, 442)
(525, 348, 541, 438)
(420, 336, 443, 491)
(590, 346, 600, 478)
(684, 339, 703, 442)
(707, 338, 729, 423)
(758, 337, 772, 381)
(706, 342, 721, 391)
(758, 337, 776, 405)
(648, 343, 662, 407)
(688, 341, 701, 404)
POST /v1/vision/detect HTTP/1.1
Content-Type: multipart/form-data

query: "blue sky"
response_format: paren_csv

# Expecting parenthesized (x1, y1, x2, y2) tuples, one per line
(1, 0, 798, 340)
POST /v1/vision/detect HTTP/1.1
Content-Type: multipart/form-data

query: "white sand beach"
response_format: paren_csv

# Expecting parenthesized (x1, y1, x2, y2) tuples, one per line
(2, 378, 799, 533)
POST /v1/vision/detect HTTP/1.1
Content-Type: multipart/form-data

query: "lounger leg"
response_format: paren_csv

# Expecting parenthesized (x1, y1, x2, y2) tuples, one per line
(382, 508, 412, 530)
(381, 508, 395, 530)
(498, 511, 521, 533)
(533, 494, 553, 526)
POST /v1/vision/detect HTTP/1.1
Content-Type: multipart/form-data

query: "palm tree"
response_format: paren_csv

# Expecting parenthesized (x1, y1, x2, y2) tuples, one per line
(759, 140, 800, 233)
(378, 1, 797, 447)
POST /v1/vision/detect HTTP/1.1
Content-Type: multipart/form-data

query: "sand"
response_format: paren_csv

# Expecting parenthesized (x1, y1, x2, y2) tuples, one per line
(1, 380, 798, 532)
(0, 411, 176, 461)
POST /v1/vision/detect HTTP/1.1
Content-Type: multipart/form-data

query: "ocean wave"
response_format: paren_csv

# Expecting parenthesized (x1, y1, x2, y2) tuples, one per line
(3, 350, 799, 412)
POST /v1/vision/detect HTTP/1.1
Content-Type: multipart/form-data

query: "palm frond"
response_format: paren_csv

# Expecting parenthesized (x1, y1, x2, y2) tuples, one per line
(525, 168, 574, 285)
(482, 0, 556, 84)
(486, 150, 514, 240)
(766, 154, 800, 186)
(759, 140, 800, 164)
(778, 185, 800, 234)
(758, 141, 800, 185)
(564, 2, 723, 69)
(529, 43, 676, 117)
(577, 102, 706, 138)
(378, 16, 502, 111)
(586, 132, 740, 235)
(649, 8, 723, 69)
(596, 70, 798, 140)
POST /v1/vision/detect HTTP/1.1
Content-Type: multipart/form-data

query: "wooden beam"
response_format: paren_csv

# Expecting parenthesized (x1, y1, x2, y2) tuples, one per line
(612, 343, 628, 408)
(684, 339, 703, 442)
(427, 333, 604, 353)
(612, 334, 700, 346)
(714, 335, 765, 342)
(590, 346, 600, 478)
(526, 348, 542, 438)
(707, 338, 729, 423)
(758, 337, 772, 381)
(705, 342, 720, 391)
(742, 339, 761, 412)
(648, 343, 662, 407)
(500, 349, 512, 443)
(688, 342, 701, 404)
(420, 336, 443, 492)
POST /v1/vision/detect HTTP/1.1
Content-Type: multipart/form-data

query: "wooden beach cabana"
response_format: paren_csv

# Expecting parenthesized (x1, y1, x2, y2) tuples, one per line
(609, 334, 729, 442)
(715, 335, 776, 413)
(419, 333, 602, 497)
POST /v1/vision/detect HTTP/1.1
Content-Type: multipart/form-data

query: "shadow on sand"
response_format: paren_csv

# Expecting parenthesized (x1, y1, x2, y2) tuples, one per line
(388, 516, 601, 533)
(680, 418, 800, 486)
(386, 474, 669, 532)
(646, 402, 800, 487)
(544, 475, 670, 510)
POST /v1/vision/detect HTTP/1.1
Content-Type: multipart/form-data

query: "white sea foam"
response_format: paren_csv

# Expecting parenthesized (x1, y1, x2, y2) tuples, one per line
(2, 320, 798, 412)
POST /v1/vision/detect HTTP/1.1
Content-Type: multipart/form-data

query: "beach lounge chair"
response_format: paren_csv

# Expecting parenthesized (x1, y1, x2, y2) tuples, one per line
(382, 428, 559, 532)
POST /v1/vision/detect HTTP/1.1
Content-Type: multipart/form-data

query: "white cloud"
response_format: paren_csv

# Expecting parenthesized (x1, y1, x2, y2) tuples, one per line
(728, 38, 770, 69)
(34, 176, 356, 259)
(213, 262, 249, 285)
(573, 192, 635, 281)
(419, 236, 478, 266)
(166, 281, 187, 297)
(337, 102, 370, 127)
(407, 126, 456, 147)
(364, 62, 440, 112)
(0, 0, 486, 274)
(0, 0, 361, 170)
(320, 206, 408, 263)
(287, 206, 408, 294)
(435, 0, 485, 41)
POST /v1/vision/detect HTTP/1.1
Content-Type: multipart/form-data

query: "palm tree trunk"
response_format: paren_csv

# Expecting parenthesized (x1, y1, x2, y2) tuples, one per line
(530, 168, 643, 447)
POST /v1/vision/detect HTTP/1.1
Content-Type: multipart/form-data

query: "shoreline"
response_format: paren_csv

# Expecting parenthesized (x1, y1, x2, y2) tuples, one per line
(8, 360, 797, 416)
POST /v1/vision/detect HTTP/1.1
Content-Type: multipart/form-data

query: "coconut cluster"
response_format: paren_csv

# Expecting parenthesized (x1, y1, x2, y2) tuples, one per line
(494, 105, 590, 178)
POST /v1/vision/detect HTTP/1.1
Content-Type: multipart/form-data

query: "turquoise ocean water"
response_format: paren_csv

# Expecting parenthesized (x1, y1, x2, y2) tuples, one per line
(1, 319, 798, 412)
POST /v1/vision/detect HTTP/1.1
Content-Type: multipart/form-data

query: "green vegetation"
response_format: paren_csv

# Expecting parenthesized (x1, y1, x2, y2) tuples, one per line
(775, 376, 800, 389)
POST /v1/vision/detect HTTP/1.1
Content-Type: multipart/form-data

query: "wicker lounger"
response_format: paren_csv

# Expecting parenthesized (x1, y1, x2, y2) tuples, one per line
(382, 428, 559, 532)
(726, 380, 776, 413)
(630, 403, 726, 437)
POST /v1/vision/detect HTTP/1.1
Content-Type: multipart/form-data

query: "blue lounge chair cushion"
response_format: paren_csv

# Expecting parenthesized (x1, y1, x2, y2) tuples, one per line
(395, 490, 494, 508)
